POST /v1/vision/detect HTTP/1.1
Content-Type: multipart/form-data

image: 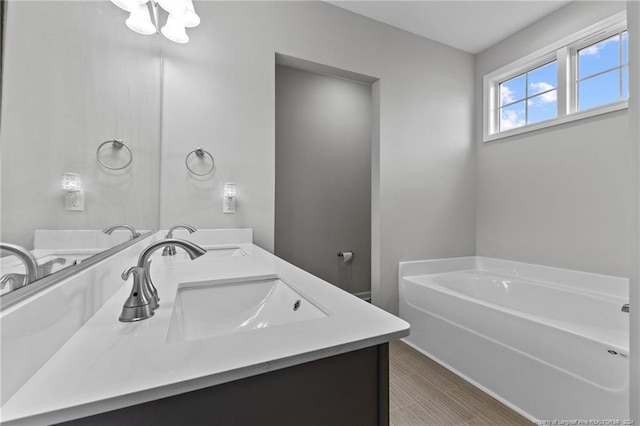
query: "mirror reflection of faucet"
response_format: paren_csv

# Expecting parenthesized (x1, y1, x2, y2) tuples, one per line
(102, 224, 141, 240)
(118, 238, 206, 322)
(162, 224, 197, 256)
(0, 243, 42, 293)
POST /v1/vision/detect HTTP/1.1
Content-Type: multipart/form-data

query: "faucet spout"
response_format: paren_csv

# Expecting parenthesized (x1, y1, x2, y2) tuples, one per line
(102, 224, 140, 240)
(138, 238, 206, 267)
(0, 243, 41, 288)
(162, 224, 198, 256)
(165, 224, 197, 239)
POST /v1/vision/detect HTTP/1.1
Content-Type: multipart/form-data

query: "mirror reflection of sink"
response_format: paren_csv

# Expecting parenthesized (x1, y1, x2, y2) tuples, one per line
(167, 276, 327, 343)
(0, 252, 93, 276)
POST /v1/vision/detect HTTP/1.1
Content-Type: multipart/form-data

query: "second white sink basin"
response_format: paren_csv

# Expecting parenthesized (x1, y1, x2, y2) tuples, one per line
(206, 247, 247, 257)
(167, 275, 327, 343)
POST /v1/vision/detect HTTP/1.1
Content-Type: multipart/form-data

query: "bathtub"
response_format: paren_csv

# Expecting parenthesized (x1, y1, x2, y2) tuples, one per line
(399, 256, 629, 422)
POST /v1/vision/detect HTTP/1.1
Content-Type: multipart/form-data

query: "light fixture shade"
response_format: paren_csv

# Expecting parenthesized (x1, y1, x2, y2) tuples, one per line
(158, 0, 187, 16)
(111, 0, 148, 13)
(223, 183, 237, 198)
(183, 0, 200, 28)
(61, 173, 82, 192)
(126, 3, 156, 35)
(161, 14, 189, 44)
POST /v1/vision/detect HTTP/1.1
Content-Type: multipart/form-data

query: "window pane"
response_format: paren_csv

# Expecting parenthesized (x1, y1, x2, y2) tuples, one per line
(500, 101, 526, 131)
(527, 90, 557, 124)
(623, 65, 628, 100)
(622, 31, 628, 65)
(578, 34, 620, 79)
(528, 61, 557, 96)
(500, 74, 525, 106)
(578, 69, 620, 111)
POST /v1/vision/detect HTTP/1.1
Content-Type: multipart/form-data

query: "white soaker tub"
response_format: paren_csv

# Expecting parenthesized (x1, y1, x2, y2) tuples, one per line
(399, 256, 629, 421)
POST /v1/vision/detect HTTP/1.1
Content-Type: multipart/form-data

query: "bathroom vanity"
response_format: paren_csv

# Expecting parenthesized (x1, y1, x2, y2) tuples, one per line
(0, 230, 409, 425)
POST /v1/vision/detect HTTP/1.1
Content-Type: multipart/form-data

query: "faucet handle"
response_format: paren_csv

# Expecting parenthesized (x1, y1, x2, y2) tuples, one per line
(121, 266, 141, 281)
(119, 266, 154, 322)
(622, 304, 630, 313)
(0, 273, 27, 292)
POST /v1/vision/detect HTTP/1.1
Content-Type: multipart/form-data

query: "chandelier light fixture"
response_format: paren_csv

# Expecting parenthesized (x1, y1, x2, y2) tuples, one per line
(110, 0, 200, 44)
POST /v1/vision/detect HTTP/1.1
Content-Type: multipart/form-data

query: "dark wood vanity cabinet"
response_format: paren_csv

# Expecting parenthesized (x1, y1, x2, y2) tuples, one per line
(60, 343, 389, 426)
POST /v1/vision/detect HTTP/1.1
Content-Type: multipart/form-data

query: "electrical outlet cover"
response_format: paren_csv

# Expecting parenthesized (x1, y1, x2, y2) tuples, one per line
(65, 191, 85, 211)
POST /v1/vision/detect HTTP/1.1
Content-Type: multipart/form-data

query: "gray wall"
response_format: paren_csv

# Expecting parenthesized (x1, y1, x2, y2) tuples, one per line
(475, 1, 631, 277)
(0, 2, 161, 249)
(275, 65, 372, 295)
(160, 1, 476, 314)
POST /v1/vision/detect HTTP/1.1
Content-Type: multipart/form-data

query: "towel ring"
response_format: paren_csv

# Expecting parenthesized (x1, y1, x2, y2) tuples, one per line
(97, 139, 133, 170)
(185, 148, 215, 176)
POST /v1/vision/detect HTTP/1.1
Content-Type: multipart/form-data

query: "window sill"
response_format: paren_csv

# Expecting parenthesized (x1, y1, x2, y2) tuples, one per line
(483, 100, 628, 143)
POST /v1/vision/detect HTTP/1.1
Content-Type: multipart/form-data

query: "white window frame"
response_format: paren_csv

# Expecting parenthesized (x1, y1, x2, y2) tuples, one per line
(483, 11, 628, 143)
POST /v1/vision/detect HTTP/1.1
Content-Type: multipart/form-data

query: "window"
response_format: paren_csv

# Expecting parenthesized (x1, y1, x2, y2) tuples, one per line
(577, 31, 628, 111)
(499, 61, 558, 131)
(484, 12, 628, 142)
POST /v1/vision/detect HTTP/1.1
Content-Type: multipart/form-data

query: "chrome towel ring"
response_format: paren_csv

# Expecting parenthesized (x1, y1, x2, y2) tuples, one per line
(96, 139, 133, 170)
(185, 147, 215, 176)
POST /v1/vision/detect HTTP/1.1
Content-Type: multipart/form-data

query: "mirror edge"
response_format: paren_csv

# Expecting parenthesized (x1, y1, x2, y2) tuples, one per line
(1, 0, 6, 131)
(0, 230, 157, 310)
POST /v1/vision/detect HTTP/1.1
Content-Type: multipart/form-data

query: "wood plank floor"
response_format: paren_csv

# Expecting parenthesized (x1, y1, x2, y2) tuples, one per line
(389, 340, 532, 426)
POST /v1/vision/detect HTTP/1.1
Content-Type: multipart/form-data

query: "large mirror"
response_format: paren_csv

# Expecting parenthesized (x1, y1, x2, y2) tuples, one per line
(0, 1, 162, 295)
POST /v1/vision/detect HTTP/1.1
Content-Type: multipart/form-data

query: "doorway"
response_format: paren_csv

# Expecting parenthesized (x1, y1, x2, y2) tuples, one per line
(275, 56, 375, 299)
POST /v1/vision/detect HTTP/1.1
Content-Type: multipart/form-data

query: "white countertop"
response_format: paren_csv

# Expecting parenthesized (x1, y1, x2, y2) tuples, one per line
(1, 243, 409, 425)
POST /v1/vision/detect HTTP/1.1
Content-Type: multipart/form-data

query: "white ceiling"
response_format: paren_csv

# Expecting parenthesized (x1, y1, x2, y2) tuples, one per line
(327, 1, 572, 54)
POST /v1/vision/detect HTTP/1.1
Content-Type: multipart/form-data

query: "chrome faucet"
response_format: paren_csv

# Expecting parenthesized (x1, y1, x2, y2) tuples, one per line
(102, 224, 141, 240)
(622, 304, 630, 313)
(118, 239, 206, 322)
(162, 224, 197, 256)
(0, 243, 41, 290)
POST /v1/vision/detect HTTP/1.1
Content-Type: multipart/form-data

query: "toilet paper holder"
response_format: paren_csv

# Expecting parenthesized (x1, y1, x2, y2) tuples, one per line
(337, 251, 354, 263)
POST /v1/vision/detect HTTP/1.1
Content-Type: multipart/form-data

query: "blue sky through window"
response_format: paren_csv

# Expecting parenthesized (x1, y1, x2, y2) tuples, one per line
(499, 61, 557, 130)
(578, 31, 628, 112)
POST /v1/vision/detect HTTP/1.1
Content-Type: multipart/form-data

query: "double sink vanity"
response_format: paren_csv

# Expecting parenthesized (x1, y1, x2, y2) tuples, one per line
(0, 229, 409, 425)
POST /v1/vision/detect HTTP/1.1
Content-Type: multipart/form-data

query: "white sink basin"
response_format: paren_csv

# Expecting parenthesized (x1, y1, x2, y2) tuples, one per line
(155, 246, 247, 263)
(167, 275, 327, 343)
(206, 247, 247, 257)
